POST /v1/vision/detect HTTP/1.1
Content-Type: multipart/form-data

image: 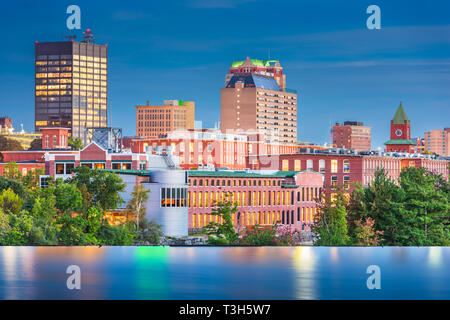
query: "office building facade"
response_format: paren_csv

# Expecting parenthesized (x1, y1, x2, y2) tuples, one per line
(333, 121, 371, 151)
(136, 100, 195, 138)
(35, 39, 108, 143)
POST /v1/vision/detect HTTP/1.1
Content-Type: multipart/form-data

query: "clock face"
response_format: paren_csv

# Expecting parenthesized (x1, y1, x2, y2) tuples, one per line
(395, 129, 403, 137)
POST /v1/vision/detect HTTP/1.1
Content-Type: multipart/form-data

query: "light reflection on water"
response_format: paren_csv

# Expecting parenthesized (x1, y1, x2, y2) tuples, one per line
(0, 246, 448, 300)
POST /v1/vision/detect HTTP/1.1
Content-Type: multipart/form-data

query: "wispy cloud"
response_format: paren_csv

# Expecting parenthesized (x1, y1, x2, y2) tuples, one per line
(287, 59, 450, 70)
(266, 25, 450, 56)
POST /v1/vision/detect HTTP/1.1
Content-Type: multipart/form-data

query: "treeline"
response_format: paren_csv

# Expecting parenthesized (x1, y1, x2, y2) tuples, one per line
(0, 163, 162, 246)
(313, 167, 450, 246)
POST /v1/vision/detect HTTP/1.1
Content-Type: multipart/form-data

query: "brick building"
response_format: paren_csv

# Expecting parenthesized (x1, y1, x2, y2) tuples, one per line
(424, 128, 450, 156)
(221, 57, 298, 145)
(135, 100, 195, 138)
(333, 121, 371, 151)
(187, 169, 324, 233)
(246, 150, 449, 191)
(384, 102, 416, 153)
(122, 128, 299, 170)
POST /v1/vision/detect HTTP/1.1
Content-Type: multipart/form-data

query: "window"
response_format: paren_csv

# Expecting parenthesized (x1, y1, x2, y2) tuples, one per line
(161, 187, 187, 207)
(331, 160, 338, 173)
(344, 176, 350, 190)
(331, 176, 338, 190)
(282, 159, 289, 171)
(319, 160, 325, 173)
(343, 160, 350, 173)
(39, 175, 51, 188)
(294, 159, 301, 171)
(55, 162, 75, 175)
(307, 159, 313, 170)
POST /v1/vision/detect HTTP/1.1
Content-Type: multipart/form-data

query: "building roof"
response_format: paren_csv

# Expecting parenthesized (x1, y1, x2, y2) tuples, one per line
(188, 170, 315, 178)
(383, 139, 416, 145)
(392, 102, 409, 125)
(99, 169, 151, 176)
(226, 74, 281, 91)
(231, 59, 279, 68)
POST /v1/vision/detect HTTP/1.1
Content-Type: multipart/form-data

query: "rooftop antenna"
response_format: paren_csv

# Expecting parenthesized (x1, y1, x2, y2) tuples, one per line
(82, 29, 94, 43)
(65, 35, 77, 42)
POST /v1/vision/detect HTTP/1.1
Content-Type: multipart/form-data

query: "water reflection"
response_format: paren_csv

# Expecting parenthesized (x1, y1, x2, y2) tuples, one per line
(0, 246, 448, 300)
(292, 247, 317, 299)
(428, 247, 442, 268)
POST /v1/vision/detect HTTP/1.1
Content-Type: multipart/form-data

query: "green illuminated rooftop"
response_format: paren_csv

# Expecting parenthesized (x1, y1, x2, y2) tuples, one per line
(231, 59, 280, 68)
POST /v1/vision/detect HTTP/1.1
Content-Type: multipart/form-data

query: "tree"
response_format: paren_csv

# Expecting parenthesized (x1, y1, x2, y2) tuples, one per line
(397, 167, 449, 245)
(0, 188, 24, 214)
(68, 137, 83, 150)
(203, 197, 239, 245)
(0, 174, 27, 198)
(54, 181, 83, 214)
(353, 217, 383, 246)
(0, 136, 23, 151)
(349, 168, 449, 246)
(126, 183, 150, 230)
(28, 138, 42, 150)
(0, 208, 10, 244)
(312, 187, 350, 246)
(70, 166, 126, 211)
(349, 169, 404, 245)
(3, 162, 21, 180)
(139, 219, 163, 244)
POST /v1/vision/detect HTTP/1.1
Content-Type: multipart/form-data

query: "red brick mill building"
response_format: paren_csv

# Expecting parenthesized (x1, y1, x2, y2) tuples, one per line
(187, 169, 324, 233)
(246, 150, 449, 191)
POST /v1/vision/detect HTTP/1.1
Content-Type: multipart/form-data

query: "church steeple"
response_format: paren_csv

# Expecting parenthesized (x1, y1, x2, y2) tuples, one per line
(392, 101, 409, 125)
(384, 101, 415, 153)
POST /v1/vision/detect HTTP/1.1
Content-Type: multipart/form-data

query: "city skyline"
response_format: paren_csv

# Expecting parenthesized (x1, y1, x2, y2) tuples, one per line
(0, 0, 449, 149)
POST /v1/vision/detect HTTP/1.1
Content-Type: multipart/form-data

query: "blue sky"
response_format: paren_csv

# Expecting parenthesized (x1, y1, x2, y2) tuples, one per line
(0, 0, 449, 149)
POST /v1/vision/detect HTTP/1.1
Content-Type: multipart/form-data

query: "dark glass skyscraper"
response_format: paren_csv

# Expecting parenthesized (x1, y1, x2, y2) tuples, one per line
(35, 39, 108, 143)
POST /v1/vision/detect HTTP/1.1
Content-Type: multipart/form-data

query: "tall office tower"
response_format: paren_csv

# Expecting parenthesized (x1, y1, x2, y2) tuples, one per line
(136, 100, 195, 138)
(424, 128, 450, 156)
(221, 57, 297, 145)
(333, 121, 372, 151)
(35, 30, 108, 144)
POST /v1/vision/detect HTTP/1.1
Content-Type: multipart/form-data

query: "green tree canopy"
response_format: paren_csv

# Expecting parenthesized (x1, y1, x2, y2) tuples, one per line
(69, 166, 126, 211)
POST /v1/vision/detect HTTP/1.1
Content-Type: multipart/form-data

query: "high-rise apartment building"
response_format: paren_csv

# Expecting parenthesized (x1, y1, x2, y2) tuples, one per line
(424, 128, 450, 156)
(221, 57, 298, 145)
(333, 121, 371, 151)
(35, 32, 108, 143)
(136, 100, 195, 138)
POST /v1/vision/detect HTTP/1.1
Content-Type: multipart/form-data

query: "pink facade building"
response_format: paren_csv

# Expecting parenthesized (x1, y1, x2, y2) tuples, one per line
(424, 128, 450, 157)
(187, 170, 324, 233)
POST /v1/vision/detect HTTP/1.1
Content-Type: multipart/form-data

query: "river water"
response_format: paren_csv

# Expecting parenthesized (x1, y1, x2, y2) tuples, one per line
(0, 246, 448, 299)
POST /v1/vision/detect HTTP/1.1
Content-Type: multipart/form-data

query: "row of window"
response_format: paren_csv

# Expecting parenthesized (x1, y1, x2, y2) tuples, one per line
(282, 159, 351, 173)
(188, 188, 321, 208)
(54, 162, 134, 175)
(161, 187, 188, 207)
(189, 178, 282, 187)
(192, 207, 316, 228)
